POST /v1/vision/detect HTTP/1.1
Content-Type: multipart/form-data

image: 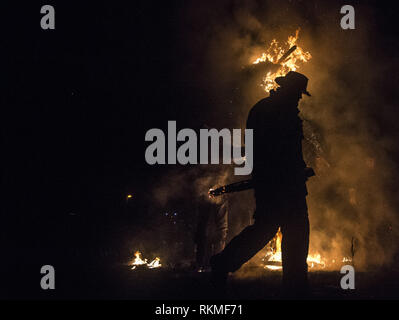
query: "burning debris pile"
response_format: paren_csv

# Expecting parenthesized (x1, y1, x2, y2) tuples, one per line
(130, 251, 162, 270)
(253, 29, 312, 92)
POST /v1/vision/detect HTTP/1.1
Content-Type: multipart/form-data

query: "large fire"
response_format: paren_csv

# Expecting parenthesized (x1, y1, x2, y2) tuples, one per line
(130, 251, 162, 270)
(253, 29, 312, 92)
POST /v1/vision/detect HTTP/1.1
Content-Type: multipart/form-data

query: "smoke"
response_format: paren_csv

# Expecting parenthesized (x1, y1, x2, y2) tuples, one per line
(302, 19, 399, 270)
(147, 0, 398, 271)
(172, 0, 399, 271)
(292, 3, 399, 270)
(152, 165, 230, 206)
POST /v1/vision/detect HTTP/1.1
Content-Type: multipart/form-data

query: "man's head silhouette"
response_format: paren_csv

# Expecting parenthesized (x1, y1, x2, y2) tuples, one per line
(274, 71, 311, 101)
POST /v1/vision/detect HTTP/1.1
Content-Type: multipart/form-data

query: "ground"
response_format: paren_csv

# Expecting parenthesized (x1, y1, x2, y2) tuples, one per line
(7, 260, 399, 300)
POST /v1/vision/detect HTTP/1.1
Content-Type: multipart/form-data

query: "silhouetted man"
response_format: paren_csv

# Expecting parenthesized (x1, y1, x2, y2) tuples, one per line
(210, 71, 312, 296)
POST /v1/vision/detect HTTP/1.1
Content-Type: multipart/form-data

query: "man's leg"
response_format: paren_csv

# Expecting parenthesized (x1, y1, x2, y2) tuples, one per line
(211, 216, 279, 273)
(281, 196, 310, 296)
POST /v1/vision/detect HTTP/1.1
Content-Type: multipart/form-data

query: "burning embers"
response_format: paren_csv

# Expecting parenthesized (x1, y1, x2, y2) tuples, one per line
(253, 29, 312, 92)
(130, 251, 162, 270)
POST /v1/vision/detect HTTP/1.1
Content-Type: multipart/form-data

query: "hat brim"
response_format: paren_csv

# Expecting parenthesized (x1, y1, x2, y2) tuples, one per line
(275, 77, 311, 97)
(275, 77, 284, 85)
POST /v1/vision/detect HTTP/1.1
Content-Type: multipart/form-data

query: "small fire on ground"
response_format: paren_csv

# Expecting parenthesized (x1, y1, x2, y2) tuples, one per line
(130, 251, 162, 270)
(262, 228, 351, 271)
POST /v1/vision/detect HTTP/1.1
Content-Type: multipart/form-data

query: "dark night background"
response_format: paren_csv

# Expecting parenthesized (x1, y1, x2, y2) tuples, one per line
(1, 1, 399, 299)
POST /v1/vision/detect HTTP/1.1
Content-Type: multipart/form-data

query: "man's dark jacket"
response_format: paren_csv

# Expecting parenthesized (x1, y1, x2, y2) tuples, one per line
(246, 89, 307, 200)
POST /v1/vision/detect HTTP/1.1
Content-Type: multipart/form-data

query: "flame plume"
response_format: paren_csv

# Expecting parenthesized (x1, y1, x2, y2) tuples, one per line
(253, 29, 312, 92)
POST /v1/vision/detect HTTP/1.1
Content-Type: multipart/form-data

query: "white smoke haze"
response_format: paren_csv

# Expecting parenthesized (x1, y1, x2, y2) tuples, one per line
(150, 0, 398, 271)
(152, 165, 231, 206)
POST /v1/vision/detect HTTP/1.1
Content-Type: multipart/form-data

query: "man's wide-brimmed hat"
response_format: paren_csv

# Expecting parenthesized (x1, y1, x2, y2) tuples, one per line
(275, 71, 311, 96)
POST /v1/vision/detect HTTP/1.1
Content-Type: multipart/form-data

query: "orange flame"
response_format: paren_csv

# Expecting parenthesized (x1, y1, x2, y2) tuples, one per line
(253, 29, 312, 92)
(130, 251, 162, 270)
(263, 228, 327, 271)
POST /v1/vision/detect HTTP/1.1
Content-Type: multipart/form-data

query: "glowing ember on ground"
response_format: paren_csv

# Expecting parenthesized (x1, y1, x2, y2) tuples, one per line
(130, 251, 162, 270)
(253, 29, 312, 92)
